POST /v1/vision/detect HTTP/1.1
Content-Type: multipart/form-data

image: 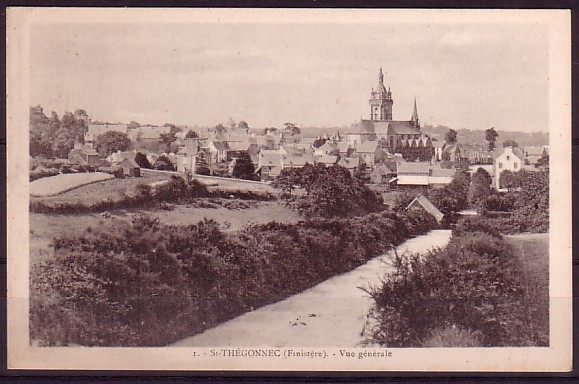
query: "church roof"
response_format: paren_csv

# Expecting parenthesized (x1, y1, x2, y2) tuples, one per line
(349, 120, 422, 136)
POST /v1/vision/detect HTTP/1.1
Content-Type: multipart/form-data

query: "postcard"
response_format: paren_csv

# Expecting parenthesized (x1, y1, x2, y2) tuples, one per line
(6, 7, 572, 372)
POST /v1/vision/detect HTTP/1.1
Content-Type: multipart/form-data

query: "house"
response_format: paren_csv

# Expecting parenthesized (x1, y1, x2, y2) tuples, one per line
(175, 139, 199, 173)
(314, 141, 338, 157)
(337, 142, 354, 157)
(521, 146, 548, 167)
(315, 154, 339, 166)
(369, 163, 396, 185)
(357, 141, 389, 166)
(395, 162, 455, 188)
(107, 149, 137, 165)
(432, 140, 446, 162)
(460, 144, 493, 165)
(406, 194, 444, 223)
(204, 141, 228, 163)
(283, 153, 314, 168)
(494, 146, 524, 189)
(85, 123, 128, 143)
(428, 168, 456, 189)
(396, 162, 431, 187)
(441, 143, 461, 162)
(68, 143, 101, 166)
(255, 151, 284, 181)
(337, 155, 361, 175)
(117, 158, 141, 177)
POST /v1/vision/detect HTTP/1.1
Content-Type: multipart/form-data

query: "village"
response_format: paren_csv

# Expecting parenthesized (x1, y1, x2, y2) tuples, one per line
(32, 68, 548, 201)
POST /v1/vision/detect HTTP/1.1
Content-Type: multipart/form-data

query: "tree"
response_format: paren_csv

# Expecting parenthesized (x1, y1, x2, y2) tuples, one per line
(485, 127, 499, 151)
(128, 121, 141, 130)
(231, 151, 257, 180)
(284, 122, 301, 136)
(195, 151, 211, 175)
(185, 130, 199, 139)
(502, 139, 518, 148)
(499, 170, 520, 191)
(468, 168, 492, 207)
(238, 121, 249, 130)
(135, 152, 152, 169)
(159, 132, 177, 153)
(313, 138, 327, 148)
(214, 124, 227, 135)
(95, 131, 131, 157)
(536, 152, 549, 169)
(154, 155, 175, 171)
(445, 129, 457, 144)
(263, 127, 277, 135)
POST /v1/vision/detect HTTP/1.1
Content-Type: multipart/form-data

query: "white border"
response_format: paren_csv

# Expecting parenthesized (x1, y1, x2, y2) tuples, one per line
(6, 8, 572, 372)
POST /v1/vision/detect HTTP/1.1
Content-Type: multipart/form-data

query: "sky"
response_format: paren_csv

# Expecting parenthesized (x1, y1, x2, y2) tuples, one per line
(29, 15, 549, 132)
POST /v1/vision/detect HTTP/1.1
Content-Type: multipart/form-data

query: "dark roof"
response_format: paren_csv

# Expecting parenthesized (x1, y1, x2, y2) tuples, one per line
(212, 141, 228, 151)
(407, 194, 444, 223)
(397, 162, 430, 174)
(349, 120, 422, 136)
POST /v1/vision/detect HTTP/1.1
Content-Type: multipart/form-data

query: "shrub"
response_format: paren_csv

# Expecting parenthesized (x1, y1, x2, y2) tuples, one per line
(31, 207, 437, 346)
(363, 228, 534, 347)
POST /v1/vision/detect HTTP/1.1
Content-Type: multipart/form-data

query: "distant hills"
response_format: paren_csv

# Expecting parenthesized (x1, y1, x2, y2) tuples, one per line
(422, 124, 549, 148)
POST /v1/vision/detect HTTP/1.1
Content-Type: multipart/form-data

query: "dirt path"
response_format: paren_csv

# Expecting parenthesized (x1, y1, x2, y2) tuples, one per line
(171, 229, 451, 348)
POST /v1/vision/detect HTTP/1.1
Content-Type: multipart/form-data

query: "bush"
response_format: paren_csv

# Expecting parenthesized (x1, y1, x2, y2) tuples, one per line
(31, 207, 438, 346)
(363, 227, 536, 347)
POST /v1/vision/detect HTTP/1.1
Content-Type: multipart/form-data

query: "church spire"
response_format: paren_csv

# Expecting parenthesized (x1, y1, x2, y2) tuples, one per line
(411, 97, 420, 128)
(378, 67, 384, 86)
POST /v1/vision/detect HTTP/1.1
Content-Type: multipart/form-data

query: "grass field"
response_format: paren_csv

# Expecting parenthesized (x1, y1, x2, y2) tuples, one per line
(29, 200, 300, 263)
(30, 170, 172, 205)
(505, 232, 549, 346)
(30, 172, 114, 197)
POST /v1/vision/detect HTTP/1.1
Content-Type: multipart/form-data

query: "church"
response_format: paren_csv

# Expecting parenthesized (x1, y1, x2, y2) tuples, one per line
(347, 68, 434, 162)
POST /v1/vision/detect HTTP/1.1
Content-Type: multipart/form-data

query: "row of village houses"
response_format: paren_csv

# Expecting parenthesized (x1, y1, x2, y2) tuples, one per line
(70, 123, 547, 190)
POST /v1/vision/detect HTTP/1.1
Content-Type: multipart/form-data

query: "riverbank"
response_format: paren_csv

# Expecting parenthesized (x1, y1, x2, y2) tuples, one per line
(172, 230, 451, 347)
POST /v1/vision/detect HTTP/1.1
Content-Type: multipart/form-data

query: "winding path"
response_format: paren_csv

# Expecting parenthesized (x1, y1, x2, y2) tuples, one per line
(171, 229, 452, 348)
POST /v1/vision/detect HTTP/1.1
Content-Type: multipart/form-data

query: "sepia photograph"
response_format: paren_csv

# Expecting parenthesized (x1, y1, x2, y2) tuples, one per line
(6, 8, 572, 371)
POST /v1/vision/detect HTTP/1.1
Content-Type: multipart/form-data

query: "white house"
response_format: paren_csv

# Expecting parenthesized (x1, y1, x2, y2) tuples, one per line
(494, 146, 523, 189)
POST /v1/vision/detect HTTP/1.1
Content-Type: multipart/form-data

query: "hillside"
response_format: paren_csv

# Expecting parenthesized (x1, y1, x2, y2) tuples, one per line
(423, 124, 548, 147)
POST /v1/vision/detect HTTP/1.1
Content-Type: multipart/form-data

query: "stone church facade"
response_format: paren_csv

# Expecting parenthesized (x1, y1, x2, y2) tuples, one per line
(347, 68, 434, 162)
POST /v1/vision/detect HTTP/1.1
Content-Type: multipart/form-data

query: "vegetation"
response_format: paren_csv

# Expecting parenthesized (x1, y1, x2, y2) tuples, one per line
(484, 168, 549, 233)
(94, 131, 131, 157)
(30, 206, 436, 346)
(231, 151, 258, 181)
(468, 168, 492, 207)
(154, 155, 175, 171)
(134, 152, 152, 169)
(273, 164, 384, 218)
(195, 151, 211, 175)
(485, 127, 499, 151)
(444, 129, 457, 144)
(30, 106, 89, 158)
(363, 218, 548, 347)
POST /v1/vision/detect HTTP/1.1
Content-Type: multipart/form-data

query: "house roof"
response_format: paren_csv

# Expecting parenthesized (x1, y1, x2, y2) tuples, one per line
(397, 162, 431, 174)
(407, 194, 444, 223)
(356, 140, 379, 153)
(284, 154, 314, 167)
(338, 156, 360, 169)
(442, 144, 459, 154)
(316, 154, 338, 165)
(118, 157, 140, 169)
(212, 141, 228, 151)
(337, 142, 351, 153)
(371, 163, 395, 174)
(226, 140, 251, 151)
(430, 168, 455, 178)
(317, 141, 338, 153)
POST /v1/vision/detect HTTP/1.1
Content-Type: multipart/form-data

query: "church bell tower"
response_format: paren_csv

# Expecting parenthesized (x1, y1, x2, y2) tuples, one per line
(369, 67, 393, 121)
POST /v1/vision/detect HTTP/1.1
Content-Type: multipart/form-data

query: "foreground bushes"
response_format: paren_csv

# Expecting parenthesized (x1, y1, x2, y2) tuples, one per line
(30, 209, 437, 346)
(364, 217, 547, 347)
